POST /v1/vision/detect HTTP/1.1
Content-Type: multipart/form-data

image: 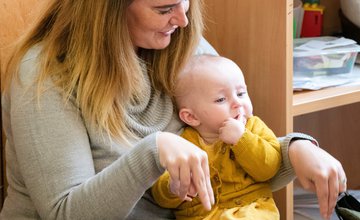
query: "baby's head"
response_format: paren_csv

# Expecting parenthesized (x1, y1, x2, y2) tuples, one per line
(175, 55, 253, 135)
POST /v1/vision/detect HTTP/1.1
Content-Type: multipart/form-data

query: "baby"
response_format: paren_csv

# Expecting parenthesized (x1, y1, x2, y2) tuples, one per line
(152, 55, 281, 220)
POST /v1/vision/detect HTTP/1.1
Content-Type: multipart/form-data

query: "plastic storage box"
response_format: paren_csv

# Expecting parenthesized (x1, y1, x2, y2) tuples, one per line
(293, 37, 360, 77)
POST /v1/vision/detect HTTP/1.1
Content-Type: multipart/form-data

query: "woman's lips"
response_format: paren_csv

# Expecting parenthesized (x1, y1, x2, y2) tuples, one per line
(161, 29, 176, 36)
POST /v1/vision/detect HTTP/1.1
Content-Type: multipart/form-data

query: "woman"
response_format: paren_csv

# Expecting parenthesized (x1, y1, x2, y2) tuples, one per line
(1, 0, 346, 219)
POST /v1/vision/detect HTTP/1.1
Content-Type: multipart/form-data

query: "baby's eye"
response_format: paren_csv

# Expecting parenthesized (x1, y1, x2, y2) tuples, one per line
(215, 97, 226, 103)
(237, 92, 247, 97)
(158, 8, 173, 15)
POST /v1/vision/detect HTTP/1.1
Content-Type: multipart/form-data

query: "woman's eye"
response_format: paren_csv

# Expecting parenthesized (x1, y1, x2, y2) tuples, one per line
(215, 97, 226, 103)
(158, 8, 173, 15)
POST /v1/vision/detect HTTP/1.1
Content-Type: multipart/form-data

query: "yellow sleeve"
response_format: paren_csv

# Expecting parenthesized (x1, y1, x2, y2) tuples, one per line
(231, 116, 281, 181)
(151, 171, 184, 208)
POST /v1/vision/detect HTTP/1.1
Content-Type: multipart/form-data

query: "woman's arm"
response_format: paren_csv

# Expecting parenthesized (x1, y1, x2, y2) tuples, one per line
(270, 133, 346, 220)
(269, 133, 318, 191)
(4, 49, 165, 219)
(5, 48, 214, 219)
(7, 84, 163, 219)
(288, 139, 346, 220)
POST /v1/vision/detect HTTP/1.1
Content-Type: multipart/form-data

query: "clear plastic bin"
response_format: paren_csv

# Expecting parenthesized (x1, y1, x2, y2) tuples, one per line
(293, 37, 360, 77)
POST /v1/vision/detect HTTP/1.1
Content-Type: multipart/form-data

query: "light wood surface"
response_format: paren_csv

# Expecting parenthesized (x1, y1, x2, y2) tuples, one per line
(293, 84, 360, 116)
(0, 0, 47, 73)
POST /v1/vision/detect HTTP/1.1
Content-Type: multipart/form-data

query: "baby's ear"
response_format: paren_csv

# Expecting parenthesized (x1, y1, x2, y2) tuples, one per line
(178, 108, 200, 127)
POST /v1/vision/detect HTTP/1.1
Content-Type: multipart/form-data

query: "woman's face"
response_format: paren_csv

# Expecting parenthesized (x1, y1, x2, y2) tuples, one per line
(126, 0, 190, 50)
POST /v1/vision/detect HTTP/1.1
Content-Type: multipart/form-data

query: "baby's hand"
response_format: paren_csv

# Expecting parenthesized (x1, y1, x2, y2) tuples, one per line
(219, 117, 246, 145)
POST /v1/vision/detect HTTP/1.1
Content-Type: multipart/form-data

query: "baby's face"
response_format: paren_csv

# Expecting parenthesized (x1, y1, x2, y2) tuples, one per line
(185, 57, 253, 134)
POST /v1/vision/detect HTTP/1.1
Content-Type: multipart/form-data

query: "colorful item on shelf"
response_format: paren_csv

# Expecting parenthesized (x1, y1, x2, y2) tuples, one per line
(301, 3, 325, 37)
(293, 0, 304, 38)
(293, 36, 360, 77)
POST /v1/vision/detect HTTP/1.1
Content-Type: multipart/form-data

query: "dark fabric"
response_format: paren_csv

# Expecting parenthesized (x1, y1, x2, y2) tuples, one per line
(335, 192, 360, 220)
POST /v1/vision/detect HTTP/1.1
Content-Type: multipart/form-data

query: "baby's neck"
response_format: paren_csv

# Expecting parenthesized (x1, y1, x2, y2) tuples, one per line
(197, 131, 219, 145)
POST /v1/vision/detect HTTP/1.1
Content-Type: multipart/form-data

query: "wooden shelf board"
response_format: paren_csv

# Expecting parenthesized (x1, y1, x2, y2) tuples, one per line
(293, 84, 360, 116)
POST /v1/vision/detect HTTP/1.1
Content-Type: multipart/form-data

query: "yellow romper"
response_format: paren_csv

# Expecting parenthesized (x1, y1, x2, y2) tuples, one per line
(152, 116, 281, 220)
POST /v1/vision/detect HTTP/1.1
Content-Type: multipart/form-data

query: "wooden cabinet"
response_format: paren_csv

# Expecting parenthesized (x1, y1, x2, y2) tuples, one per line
(204, 0, 359, 219)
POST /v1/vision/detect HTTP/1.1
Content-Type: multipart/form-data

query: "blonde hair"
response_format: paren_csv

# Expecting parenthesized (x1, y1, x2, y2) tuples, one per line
(2, 0, 204, 142)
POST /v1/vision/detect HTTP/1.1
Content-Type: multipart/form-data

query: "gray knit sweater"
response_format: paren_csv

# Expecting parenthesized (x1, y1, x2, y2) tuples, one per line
(0, 38, 314, 219)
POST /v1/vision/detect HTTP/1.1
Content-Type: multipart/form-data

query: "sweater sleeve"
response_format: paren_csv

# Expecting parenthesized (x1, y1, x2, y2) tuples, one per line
(4, 50, 165, 219)
(231, 116, 281, 181)
(269, 133, 318, 192)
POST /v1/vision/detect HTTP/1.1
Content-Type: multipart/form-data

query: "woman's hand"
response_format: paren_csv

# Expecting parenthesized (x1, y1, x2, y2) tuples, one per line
(157, 132, 215, 210)
(289, 140, 347, 220)
(169, 177, 198, 202)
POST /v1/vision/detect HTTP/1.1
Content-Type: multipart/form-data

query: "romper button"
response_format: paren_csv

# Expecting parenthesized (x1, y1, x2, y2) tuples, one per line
(221, 146, 226, 154)
(214, 175, 220, 182)
(235, 199, 242, 205)
(230, 150, 235, 160)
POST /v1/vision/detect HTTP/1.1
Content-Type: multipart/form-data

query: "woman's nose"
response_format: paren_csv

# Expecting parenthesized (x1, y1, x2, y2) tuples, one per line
(170, 2, 189, 27)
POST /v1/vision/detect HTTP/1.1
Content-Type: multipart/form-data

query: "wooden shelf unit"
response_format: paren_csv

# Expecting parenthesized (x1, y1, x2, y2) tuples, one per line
(293, 84, 360, 116)
(204, 0, 359, 219)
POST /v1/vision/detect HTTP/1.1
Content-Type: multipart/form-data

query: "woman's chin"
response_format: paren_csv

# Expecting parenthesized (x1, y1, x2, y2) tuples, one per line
(156, 43, 171, 50)
(137, 42, 172, 50)
(153, 37, 172, 50)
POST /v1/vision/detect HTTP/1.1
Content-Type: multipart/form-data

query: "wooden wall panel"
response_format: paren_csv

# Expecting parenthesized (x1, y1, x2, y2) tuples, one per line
(0, 0, 47, 72)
